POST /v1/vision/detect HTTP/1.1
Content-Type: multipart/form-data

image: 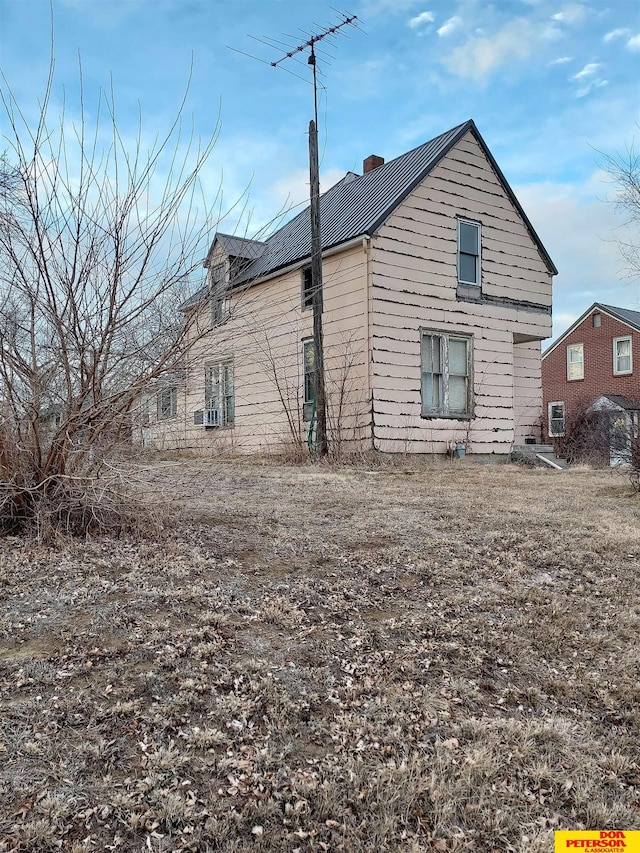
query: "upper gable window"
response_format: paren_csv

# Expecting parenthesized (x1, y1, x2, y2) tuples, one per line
(210, 263, 229, 327)
(302, 267, 313, 310)
(613, 336, 632, 375)
(567, 343, 584, 381)
(458, 220, 481, 288)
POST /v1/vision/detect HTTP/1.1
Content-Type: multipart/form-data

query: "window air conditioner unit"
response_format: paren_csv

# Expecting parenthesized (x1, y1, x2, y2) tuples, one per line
(205, 408, 220, 427)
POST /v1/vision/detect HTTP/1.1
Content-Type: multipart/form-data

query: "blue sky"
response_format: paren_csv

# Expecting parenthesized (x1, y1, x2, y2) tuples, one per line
(1, 0, 639, 340)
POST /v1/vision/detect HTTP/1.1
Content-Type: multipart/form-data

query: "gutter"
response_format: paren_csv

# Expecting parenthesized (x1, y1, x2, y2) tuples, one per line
(233, 235, 367, 292)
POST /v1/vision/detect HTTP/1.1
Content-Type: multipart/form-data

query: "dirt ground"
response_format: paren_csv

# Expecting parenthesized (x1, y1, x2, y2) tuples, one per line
(0, 457, 639, 852)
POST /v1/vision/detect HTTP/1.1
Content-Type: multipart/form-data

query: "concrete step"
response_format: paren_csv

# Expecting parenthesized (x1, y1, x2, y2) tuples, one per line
(512, 444, 555, 453)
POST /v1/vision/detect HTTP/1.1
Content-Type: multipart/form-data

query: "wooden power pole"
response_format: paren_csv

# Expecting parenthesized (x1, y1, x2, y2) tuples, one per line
(268, 13, 359, 458)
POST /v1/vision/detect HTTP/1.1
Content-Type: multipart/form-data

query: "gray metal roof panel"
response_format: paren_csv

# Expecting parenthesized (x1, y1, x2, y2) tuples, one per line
(216, 233, 266, 260)
(599, 303, 640, 331)
(235, 120, 474, 284)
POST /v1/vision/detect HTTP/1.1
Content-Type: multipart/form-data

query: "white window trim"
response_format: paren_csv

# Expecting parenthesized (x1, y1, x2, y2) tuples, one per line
(420, 329, 473, 419)
(566, 343, 584, 381)
(548, 401, 565, 438)
(302, 338, 315, 405)
(457, 219, 481, 288)
(301, 267, 313, 311)
(613, 336, 633, 376)
(204, 359, 234, 427)
(157, 387, 177, 421)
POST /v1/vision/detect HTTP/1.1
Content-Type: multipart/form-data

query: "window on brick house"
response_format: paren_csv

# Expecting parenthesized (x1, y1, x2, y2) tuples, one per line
(548, 401, 565, 437)
(613, 336, 632, 375)
(567, 343, 584, 381)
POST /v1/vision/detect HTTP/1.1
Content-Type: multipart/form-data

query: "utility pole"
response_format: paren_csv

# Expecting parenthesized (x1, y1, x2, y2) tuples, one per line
(269, 13, 359, 458)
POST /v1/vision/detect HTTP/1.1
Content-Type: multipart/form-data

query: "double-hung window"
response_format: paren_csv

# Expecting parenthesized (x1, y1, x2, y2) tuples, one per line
(458, 219, 481, 290)
(548, 402, 566, 437)
(202, 360, 234, 427)
(420, 330, 472, 418)
(613, 336, 632, 375)
(302, 338, 315, 421)
(157, 387, 177, 420)
(210, 263, 228, 327)
(567, 343, 584, 380)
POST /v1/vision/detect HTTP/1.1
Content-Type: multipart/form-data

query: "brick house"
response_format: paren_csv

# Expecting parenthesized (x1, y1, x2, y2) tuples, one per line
(541, 303, 640, 445)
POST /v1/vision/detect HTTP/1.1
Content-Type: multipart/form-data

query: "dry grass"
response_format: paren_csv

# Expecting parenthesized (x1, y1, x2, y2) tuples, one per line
(0, 457, 639, 851)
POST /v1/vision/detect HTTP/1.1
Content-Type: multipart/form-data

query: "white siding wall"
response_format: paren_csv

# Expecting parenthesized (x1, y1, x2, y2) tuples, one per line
(150, 243, 371, 454)
(370, 131, 552, 454)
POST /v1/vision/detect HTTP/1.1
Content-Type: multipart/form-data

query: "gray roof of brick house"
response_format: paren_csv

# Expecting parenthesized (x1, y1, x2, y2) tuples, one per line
(599, 304, 640, 332)
(542, 301, 640, 358)
(601, 394, 640, 411)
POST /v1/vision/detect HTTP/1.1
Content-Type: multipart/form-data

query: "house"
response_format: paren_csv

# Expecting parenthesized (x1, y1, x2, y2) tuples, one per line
(541, 303, 640, 451)
(147, 119, 556, 456)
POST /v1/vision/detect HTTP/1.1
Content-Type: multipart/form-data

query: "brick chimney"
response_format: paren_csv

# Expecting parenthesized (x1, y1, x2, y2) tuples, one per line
(363, 154, 384, 174)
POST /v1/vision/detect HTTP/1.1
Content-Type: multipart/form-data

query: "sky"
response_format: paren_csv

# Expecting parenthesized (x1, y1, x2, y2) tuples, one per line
(0, 0, 639, 342)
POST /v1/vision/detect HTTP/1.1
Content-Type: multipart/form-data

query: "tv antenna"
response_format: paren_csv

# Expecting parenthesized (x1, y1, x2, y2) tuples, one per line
(267, 12, 362, 458)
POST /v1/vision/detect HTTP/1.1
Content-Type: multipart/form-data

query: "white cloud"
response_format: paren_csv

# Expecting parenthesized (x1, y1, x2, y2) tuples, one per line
(408, 10, 434, 28)
(549, 55, 573, 65)
(551, 4, 586, 24)
(442, 19, 536, 80)
(603, 27, 631, 43)
(437, 15, 462, 37)
(571, 62, 601, 80)
(627, 34, 640, 51)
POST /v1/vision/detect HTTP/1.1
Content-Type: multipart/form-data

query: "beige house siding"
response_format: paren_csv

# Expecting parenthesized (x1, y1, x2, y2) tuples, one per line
(149, 243, 371, 453)
(369, 131, 552, 454)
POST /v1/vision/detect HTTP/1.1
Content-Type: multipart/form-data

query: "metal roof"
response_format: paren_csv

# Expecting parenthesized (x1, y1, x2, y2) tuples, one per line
(230, 118, 556, 285)
(600, 394, 640, 411)
(599, 303, 640, 332)
(214, 234, 266, 261)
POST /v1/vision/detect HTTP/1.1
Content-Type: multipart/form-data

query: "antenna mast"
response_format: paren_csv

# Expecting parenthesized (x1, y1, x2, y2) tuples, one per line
(270, 13, 360, 459)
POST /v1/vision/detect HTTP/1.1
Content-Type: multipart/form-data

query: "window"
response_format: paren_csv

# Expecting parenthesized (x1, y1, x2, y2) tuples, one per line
(302, 267, 313, 310)
(613, 336, 632, 375)
(458, 220, 481, 287)
(211, 292, 228, 326)
(203, 360, 234, 427)
(567, 343, 584, 381)
(420, 330, 472, 418)
(548, 401, 565, 437)
(302, 339, 315, 421)
(157, 387, 177, 420)
(210, 263, 228, 326)
(593, 313, 601, 328)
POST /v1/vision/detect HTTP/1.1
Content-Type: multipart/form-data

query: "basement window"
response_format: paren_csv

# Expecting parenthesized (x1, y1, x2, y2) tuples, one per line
(420, 330, 473, 419)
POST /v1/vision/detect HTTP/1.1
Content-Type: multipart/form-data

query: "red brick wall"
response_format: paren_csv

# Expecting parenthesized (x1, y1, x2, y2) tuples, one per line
(542, 308, 640, 441)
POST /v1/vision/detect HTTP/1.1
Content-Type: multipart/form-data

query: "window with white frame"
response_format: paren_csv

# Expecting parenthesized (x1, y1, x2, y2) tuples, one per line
(302, 338, 315, 421)
(567, 343, 584, 381)
(613, 336, 632, 375)
(458, 219, 481, 288)
(157, 387, 177, 420)
(302, 267, 313, 310)
(420, 330, 473, 418)
(548, 401, 565, 437)
(210, 263, 228, 326)
(203, 360, 234, 427)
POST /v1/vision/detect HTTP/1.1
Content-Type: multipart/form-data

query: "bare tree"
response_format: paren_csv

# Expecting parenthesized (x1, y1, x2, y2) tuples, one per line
(0, 63, 221, 535)
(599, 137, 640, 279)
